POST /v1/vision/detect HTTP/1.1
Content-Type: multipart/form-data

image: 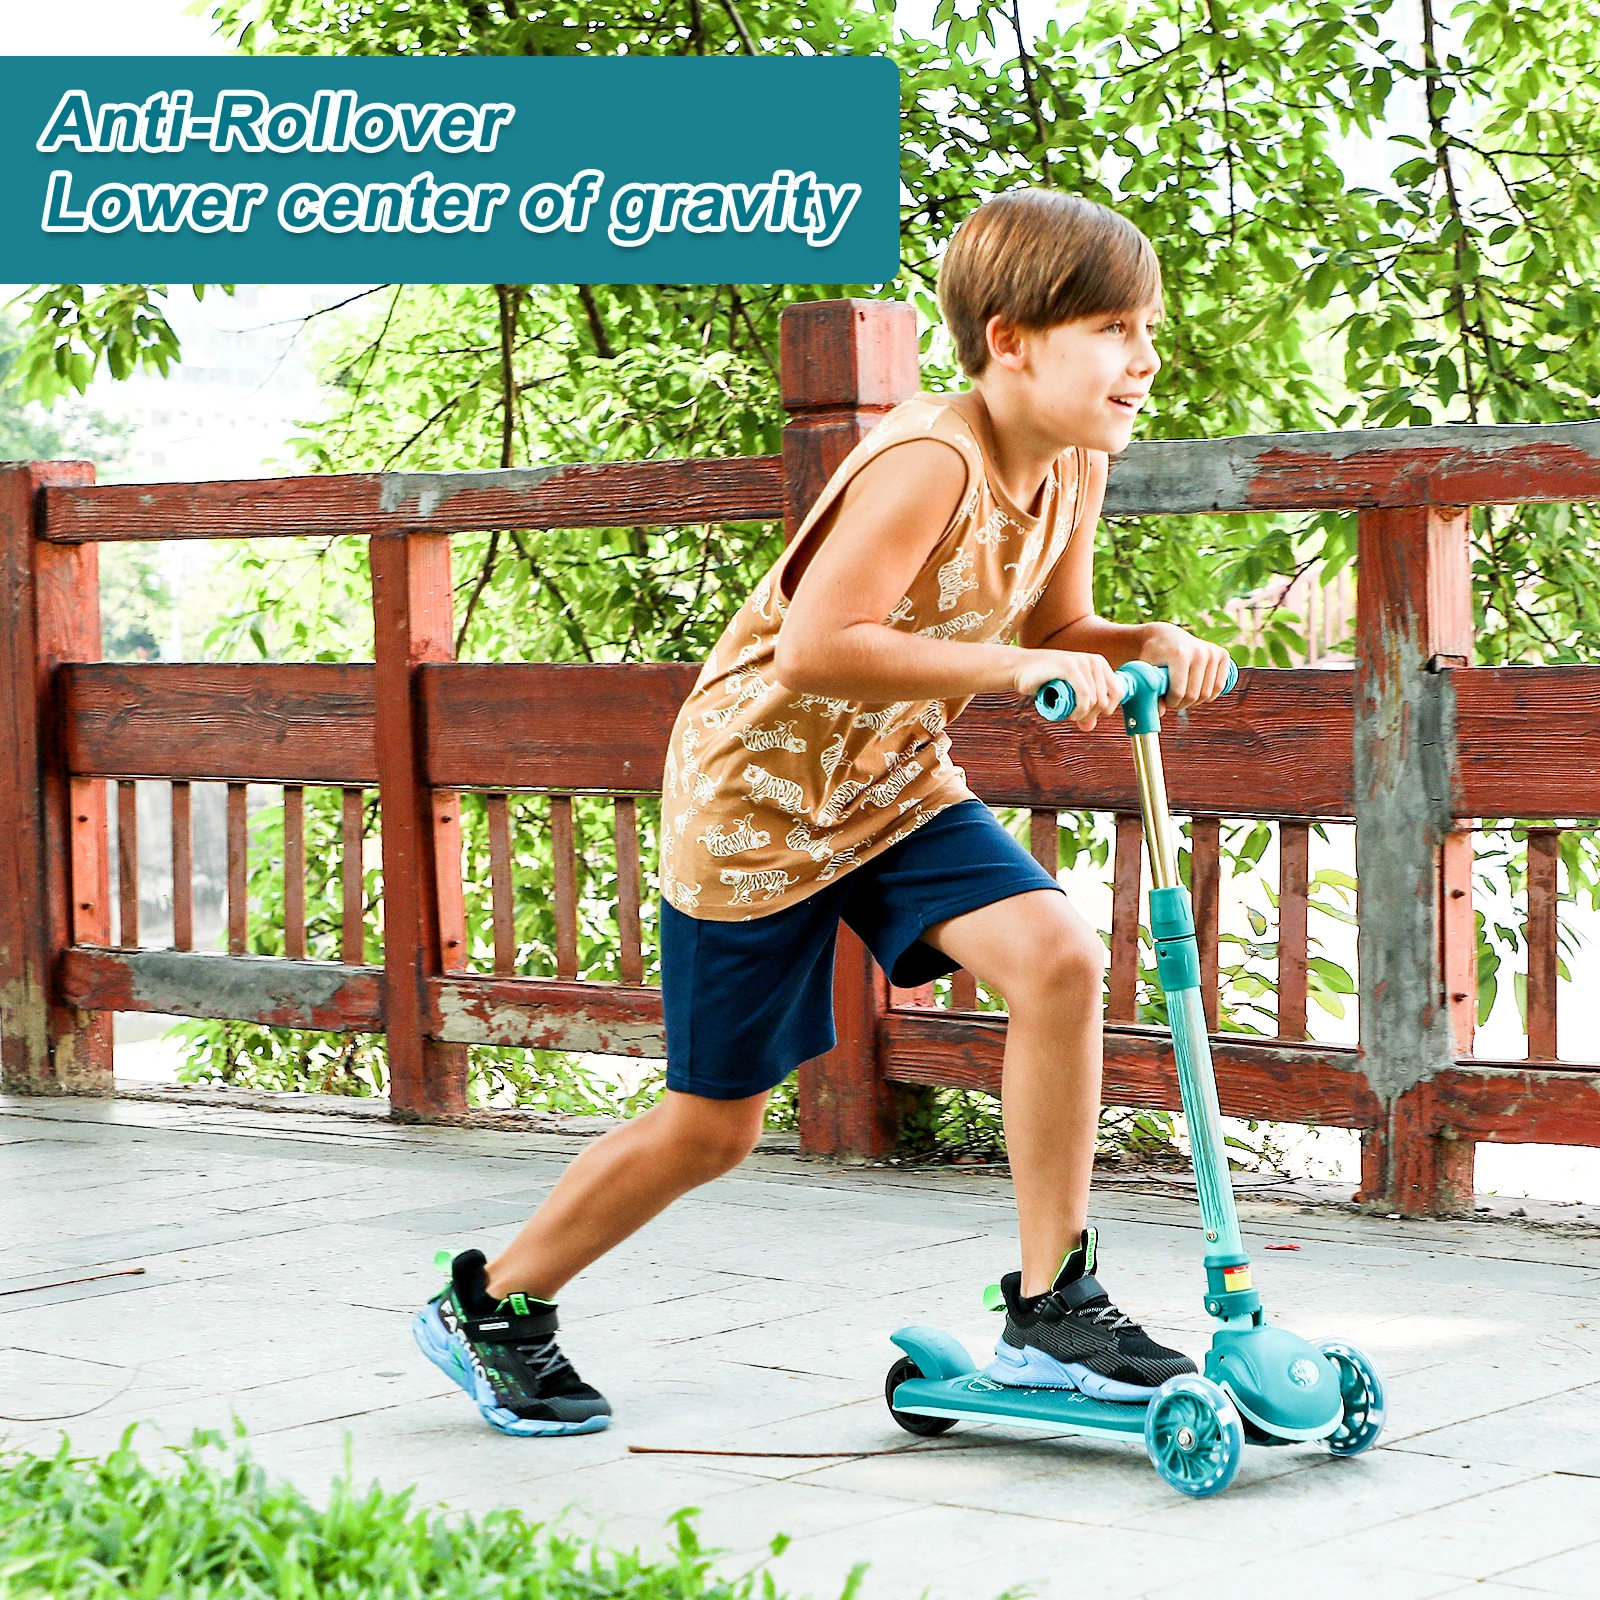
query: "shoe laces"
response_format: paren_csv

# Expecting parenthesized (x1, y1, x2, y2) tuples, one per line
(1053, 1291, 1139, 1336)
(513, 1338, 572, 1383)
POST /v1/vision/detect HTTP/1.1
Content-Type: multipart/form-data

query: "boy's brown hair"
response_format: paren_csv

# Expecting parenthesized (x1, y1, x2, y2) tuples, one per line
(937, 190, 1162, 378)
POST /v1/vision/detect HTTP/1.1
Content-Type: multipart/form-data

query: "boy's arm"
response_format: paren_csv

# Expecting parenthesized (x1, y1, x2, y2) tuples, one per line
(1020, 451, 1232, 711)
(774, 440, 1125, 729)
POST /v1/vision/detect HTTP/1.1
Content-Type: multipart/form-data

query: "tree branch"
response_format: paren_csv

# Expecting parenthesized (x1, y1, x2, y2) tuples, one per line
(577, 284, 617, 359)
(456, 531, 501, 654)
(1008, 0, 1052, 183)
(1421, 0, 1483, 420)
(508, 529, 596, 661)
(718, 0, 758, 53)
(726, 286, 779, 379)
(494, 284, 523, 469)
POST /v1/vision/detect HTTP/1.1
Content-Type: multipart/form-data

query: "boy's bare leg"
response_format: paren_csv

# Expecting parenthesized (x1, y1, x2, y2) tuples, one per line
(921, 889, 1106, 1296)
(485, 1088, 769, 1301)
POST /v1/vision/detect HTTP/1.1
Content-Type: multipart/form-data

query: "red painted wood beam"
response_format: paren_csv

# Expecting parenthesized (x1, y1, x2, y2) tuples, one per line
(63, 663, 378, 784)
(880, 1008, 1380, 1129)
(43, 419, 1600, 545)
(59, 946, 384, 1031)
(371, 532, 469, 1119)
(57, 660, 1600, 823)
(1103, 419, 1600, 514)
(949, 670, 1356, 816)
(42, 456, 786, 543)
(0, 461, 112, 1095)
(426, 974, 666, 1054)
(419, 662, 699, 793)
(1430, 1063, 1600, 1147)
(782, 300, 923, 1161)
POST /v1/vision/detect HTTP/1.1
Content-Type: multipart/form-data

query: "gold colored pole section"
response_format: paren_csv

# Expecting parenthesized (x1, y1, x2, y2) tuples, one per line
(1132, 733, 1180, 891)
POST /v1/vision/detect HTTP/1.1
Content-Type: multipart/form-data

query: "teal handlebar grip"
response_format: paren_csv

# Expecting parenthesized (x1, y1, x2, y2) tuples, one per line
(1034, 658, 1239, 726)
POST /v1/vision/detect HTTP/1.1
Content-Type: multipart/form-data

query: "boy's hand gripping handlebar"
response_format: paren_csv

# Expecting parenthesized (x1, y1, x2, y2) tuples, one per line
(1034, 657, 1239, 733)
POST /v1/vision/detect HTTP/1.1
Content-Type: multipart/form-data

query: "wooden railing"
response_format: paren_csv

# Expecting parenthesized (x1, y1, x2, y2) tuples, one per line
(4, 297, 1600, 1217)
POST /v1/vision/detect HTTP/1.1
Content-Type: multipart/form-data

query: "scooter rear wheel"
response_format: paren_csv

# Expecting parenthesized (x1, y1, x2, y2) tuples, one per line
(1144, 1375, 1244, 1498)
(885, 1355, 958, 1437)
(1318, 1339, 1386, 1456)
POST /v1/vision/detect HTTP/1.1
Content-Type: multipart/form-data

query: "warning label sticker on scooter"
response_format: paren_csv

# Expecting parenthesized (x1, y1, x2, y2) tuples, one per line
(1222, 1267, 1253, 1291)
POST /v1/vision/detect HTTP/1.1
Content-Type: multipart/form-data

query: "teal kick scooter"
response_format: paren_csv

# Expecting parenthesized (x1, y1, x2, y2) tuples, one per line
(884, 660, 1385, 1498)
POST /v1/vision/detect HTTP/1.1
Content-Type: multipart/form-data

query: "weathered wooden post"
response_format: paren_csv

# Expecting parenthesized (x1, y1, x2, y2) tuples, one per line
(0, 461, 113, 1095)
(781, 299, 920, 1158)
(371, 533, 470, 1120)
(1354, 503, 1476, 1214)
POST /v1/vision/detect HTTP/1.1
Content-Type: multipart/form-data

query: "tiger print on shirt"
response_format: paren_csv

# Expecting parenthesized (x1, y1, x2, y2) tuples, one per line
(660, 391, 1089, 920)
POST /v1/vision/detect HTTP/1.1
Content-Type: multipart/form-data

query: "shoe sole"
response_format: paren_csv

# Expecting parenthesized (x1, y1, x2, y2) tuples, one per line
(412, 1302, 610, 1438)
(984, 1339, 1187, 1404)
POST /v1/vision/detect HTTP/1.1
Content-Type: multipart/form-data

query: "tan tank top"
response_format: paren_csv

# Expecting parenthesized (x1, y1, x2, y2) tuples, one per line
(659, 391, 1087, 920)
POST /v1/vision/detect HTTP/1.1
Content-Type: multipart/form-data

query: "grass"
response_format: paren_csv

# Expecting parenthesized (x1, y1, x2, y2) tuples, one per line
(0, 1427, 864, 1600)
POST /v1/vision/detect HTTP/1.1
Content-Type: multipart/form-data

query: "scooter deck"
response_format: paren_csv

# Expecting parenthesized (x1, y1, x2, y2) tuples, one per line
(892, 1373, 1149, 1438)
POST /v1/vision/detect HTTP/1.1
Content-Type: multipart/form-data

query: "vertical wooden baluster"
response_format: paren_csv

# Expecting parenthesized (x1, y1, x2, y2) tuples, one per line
(1526, 827, 1560, 1061)
(226, 783, 248, 956)
(432, 791, 468, 974)
(1443, 820, 1476, 1056)
(615, 796, 643, 986)
(1278, 821, 1310, 1040)
(551, 795, 579, 980)
(116, 780, 139, 949)
(1108, 813, 1144, 1023)
(341, 787, 365, 965)
(171, 780, 193, 952)
(69, 777, 111, 948)
(487, 792, 516, 976)
(283, 785, 305, 961)
(1190, 815, 1222, 1031)
(950, 967, 979, 1011)
(1029, 808, 1059, 877)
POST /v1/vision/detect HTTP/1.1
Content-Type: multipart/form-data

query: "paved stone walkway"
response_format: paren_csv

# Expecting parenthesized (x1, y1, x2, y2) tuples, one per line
(4, 1089, 1600, 1599)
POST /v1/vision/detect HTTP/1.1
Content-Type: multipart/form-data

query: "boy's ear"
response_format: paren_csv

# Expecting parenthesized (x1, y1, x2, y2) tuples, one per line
(984, 313, 1028, 371)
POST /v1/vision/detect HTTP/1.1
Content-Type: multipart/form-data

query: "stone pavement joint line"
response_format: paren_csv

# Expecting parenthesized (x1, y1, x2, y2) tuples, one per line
(3, 1092, 1600, 1600)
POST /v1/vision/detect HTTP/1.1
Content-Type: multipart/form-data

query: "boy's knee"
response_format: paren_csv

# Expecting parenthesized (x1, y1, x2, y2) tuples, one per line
(664, 1094, 767, 1178)
(1016, 922, 1106, 1003)
(699, 1120, 764, 1176)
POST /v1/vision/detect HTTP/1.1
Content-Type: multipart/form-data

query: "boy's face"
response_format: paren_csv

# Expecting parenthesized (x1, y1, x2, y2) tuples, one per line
(985, 304, 1162, 453)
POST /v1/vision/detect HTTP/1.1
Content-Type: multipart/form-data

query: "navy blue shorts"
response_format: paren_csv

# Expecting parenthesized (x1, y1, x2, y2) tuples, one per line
(660, 799, 1063, 1100)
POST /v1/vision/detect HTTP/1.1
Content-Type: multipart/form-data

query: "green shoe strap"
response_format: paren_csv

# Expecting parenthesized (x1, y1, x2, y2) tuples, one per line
(432, 1251, 555, 1314)
(984, 1225, 1097, 1311)
(501, 1291, 556, 1315)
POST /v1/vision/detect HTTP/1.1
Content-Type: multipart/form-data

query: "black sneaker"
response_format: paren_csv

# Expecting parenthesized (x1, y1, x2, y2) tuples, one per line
(984, 1227, 1197, 1402)
(412, 1249, 611, 1436)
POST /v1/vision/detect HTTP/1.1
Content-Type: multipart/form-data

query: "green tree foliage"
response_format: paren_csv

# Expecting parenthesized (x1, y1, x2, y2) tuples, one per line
(18, 0, 1600, 659)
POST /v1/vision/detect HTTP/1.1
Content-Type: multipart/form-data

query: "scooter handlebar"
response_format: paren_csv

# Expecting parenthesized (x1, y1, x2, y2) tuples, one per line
(1034, 657, 1239, 724)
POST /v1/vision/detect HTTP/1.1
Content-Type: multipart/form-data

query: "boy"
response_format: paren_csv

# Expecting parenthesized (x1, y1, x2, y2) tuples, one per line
(413, 189, 1234, 1435)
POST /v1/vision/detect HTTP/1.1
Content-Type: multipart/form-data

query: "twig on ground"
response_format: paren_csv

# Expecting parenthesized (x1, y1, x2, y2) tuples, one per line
(0, 1267, 146, 1298)
(627, 1436, 1067, 1460)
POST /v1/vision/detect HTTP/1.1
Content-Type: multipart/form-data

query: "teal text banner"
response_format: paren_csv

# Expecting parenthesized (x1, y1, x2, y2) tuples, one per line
(1, 56, 900, 284)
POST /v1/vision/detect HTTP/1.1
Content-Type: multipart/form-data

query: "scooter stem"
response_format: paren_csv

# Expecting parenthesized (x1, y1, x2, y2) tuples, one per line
(1037, 658, 1259, 1324)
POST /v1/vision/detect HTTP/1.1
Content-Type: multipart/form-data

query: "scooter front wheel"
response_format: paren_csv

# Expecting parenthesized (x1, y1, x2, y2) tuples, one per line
(1144, 1375, 1244, 1498)
(885, 1355, 958, 1437)
(1318, 1339, 1386, 1456)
